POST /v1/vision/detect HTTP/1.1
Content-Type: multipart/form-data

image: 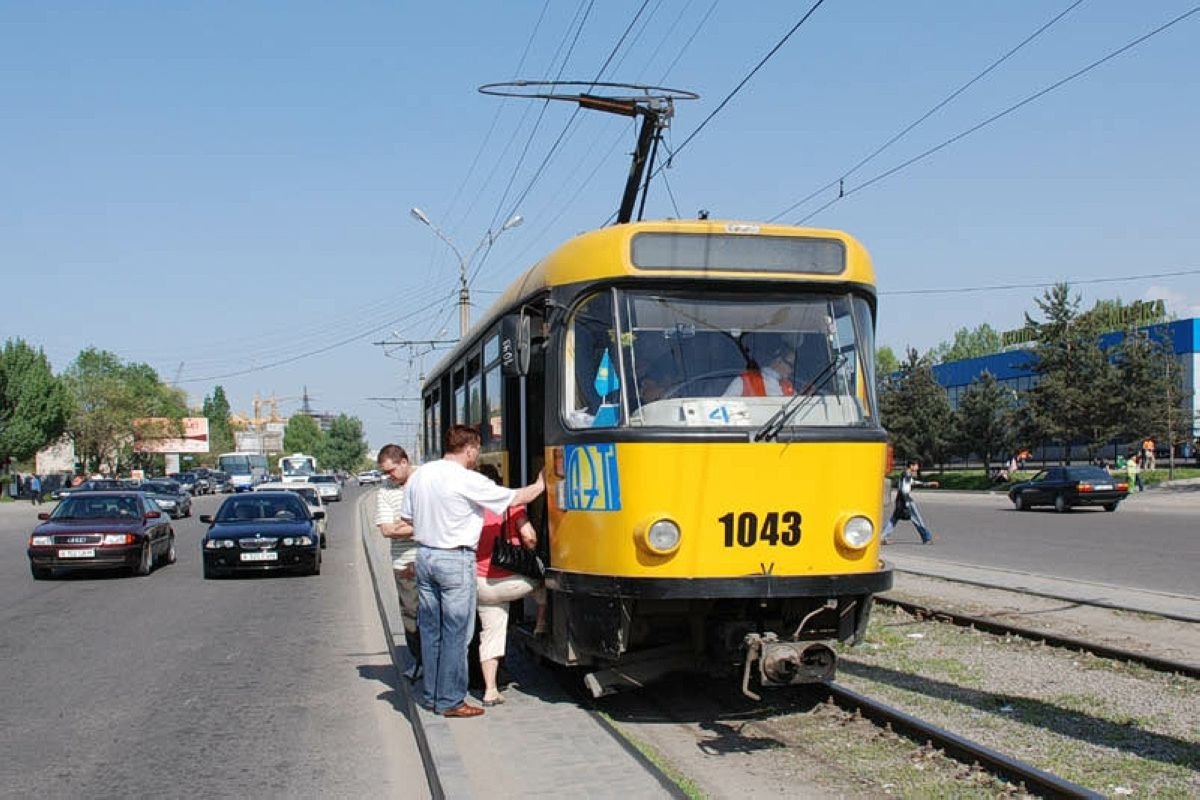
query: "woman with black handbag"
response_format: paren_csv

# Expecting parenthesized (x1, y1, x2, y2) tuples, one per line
(475, 465, 547, 706)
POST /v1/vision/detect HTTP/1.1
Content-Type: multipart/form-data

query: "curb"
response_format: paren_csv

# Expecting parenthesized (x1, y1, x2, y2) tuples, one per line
(888, 553, 1200, 624)
(356, 493, 474, 800)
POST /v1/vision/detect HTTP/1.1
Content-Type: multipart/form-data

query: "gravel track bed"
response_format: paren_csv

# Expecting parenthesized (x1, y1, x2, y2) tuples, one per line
(832, 602, 1199, 797)
(600, 587, 1199, 798)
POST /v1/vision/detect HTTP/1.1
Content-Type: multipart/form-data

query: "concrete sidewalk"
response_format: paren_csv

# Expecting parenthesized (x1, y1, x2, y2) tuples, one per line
(355, 494, 678, 800)
(886, 551, 1200, 623)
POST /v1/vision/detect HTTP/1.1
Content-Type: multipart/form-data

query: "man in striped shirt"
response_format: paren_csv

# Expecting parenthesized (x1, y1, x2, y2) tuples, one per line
(376, 444, 420, 674)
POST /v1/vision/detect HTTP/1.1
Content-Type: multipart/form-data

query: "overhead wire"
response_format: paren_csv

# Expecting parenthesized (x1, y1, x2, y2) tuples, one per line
(493, 0, 655, 231)
(770, 0, 1089, 223)
(178, 290, 455, 384)
(440, 0, 553, 230)
(486, 0, 597, 233)
(882, 267, 1200, 297)
(795, 3, 1200, 225)
(490, 0, 723, 262)
(651, 0, 828, 177)
(131, 281, 454, 375)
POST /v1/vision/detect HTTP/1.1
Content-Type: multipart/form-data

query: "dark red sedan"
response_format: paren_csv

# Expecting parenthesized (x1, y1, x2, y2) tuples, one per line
(27, 491, 176, 579)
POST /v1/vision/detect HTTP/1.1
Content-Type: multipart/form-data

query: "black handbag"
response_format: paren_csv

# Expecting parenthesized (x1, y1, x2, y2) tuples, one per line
(489, 510, 545, 580)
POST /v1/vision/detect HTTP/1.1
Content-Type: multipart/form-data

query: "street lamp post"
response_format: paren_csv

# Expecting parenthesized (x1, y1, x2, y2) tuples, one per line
(410, 207, 523, 337)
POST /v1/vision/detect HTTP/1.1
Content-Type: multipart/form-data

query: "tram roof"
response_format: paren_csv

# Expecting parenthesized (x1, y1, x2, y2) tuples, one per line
(431, 219, 876, 377)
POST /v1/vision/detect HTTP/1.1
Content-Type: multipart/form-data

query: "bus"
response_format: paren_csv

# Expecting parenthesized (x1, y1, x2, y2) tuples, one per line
(216, 452, 270, 492)
(419, 218, 892, 698)
(279, 453, 318, 483)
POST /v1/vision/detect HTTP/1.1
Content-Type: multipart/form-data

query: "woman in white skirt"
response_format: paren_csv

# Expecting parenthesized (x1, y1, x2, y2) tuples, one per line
(475, 466, 546, 706)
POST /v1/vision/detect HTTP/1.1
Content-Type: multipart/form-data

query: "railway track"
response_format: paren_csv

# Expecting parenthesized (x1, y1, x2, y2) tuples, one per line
(874, 595, 1200, 680)
(587, 665, 1106, 798)
(819, 682, 1101, 799)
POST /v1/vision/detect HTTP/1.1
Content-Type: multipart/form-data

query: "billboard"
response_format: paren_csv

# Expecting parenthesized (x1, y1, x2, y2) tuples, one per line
(133, 417, 210, 453)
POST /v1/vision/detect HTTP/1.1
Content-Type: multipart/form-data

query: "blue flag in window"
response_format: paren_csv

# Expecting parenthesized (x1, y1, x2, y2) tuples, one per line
(593, 349, 620, 398)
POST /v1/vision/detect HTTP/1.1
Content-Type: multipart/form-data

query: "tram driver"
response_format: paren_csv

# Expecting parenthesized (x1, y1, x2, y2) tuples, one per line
(724, 338, 797, 397)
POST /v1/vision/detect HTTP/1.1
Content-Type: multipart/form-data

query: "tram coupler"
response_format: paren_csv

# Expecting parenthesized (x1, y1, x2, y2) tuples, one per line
(741, 633, 837, 700)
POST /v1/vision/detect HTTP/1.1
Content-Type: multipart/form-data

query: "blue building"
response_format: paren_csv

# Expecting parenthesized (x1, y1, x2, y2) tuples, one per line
(930, 317, 1200, 447)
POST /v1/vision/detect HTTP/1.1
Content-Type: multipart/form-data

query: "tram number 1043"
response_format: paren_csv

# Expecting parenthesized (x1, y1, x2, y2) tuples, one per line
(718, 511, 802, 548)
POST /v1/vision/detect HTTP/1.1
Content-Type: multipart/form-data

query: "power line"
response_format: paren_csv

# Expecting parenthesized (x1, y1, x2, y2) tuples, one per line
(487, 0, 597, 233)
(882, 267, 1200, 297)
(179, 292, 453, 384)
(655, 0, 828, 174)
(770, 0, 1088, 223)
(495, 0, 656, 229)
(796, 3, 1200, 225)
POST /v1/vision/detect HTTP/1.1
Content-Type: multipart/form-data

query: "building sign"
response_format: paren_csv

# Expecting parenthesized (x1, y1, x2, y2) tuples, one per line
(133, 417, 210, 453)
(1001, 299, 1166, 349)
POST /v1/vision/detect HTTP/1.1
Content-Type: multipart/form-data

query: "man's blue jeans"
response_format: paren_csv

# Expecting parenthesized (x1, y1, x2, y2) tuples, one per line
(415, 546, 477, 712)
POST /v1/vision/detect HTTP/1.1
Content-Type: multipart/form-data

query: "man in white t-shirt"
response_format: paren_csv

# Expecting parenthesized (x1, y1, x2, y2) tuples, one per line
(375, 443, 419, 674)
(401, 424, 545, 718)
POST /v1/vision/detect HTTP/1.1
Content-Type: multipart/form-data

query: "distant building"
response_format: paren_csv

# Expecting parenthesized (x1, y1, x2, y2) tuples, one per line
(930, 317, 1200, 446)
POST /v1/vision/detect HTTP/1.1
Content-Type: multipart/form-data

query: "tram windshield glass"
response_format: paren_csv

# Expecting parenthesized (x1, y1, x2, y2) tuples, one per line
(563, 290, 876, 430)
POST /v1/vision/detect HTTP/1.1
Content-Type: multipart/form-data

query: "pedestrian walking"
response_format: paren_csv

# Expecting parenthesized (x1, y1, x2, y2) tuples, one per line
(375, 444, 419, 676)
(400, 425, 545, 718)
(882, 459, 939, 545)
(28, 474, 42, 505)
(1127, 454, 1144, 492)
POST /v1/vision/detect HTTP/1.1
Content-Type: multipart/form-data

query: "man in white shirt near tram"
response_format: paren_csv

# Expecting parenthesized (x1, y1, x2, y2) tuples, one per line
(375, 444, 419, 676)
(401, 424, 545, 718)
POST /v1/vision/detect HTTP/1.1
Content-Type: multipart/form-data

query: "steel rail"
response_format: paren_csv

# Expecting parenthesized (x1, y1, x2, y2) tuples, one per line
(876, 596, 1200, 680)
(822, 682, 1103, 799)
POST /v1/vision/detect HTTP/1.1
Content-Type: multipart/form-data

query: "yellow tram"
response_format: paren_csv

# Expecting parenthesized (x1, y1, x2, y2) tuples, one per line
(420, 218, 892, 697)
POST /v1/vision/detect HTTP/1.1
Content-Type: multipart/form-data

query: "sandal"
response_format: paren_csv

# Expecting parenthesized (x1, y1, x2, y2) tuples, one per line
(482, 695, 506, 707)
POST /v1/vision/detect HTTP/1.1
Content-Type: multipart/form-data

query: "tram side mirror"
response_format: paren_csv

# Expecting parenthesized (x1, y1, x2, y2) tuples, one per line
(500, 313, 532, 376)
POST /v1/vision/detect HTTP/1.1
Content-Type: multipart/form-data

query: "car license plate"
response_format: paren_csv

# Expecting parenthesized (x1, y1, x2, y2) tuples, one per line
(1094, 484, 1113, 491)
(240, 551, 278, 562)
(59, 549, 95, 558)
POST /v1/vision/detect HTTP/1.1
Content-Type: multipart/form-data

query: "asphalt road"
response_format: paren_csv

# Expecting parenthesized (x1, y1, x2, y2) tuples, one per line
(883, 487, 1200, 596)
(0, 486, 426, 799)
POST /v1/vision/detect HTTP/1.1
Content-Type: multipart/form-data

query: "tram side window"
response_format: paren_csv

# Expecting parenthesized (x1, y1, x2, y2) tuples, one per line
(564, 293, 618, 428)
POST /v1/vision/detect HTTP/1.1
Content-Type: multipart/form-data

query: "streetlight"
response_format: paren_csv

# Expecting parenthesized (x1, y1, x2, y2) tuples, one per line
(410, 207, 523, 337)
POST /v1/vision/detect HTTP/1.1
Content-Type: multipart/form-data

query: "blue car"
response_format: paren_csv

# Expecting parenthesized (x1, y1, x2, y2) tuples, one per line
(200, 492, 321, 578)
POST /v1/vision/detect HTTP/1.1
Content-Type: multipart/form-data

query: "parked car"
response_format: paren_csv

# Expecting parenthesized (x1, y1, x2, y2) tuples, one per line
(1007, 465, 1130, 513)
(255, 482, 327, 547)
(27, 491, 176, 579)
(356, 470, 382, 486)
(200, 492, 321, 578)
(138, 480, 192, 519)
(307, 474, 342, 502)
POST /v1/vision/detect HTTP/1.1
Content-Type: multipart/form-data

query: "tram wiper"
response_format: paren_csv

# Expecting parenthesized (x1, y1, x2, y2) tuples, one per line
(753, 354, 846, 442)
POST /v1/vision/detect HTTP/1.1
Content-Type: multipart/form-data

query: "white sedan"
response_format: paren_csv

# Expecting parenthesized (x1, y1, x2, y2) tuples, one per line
(307, 474, 343, 503)
(254, 482, 328, 547)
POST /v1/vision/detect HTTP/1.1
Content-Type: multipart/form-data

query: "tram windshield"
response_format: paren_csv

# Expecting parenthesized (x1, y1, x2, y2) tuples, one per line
(563, 290, 877, 430)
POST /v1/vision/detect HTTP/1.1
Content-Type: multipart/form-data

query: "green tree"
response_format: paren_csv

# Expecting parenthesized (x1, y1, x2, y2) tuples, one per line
(951, 371, 1017, 471)
(283, 413, 325, 456)
(321, 414, 368, 472)
(879, 348, 954, 467)
(1024, 284, 1120, 463)
(1112, 326, 1189, 472)
(64, 348, 187, 474)
(929, 323, 1003, 364)
(0, 339, 73, 465)
(876, 346, 899, 379)
(202, 385, 235, 455)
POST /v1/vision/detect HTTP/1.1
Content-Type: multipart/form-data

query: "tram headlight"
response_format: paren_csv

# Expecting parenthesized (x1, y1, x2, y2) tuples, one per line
(638, 518, 682, 556)
(838, 516, 874, 550)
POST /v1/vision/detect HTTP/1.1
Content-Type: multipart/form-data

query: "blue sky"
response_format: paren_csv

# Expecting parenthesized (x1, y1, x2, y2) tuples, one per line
(3, 1, 1198, 452)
